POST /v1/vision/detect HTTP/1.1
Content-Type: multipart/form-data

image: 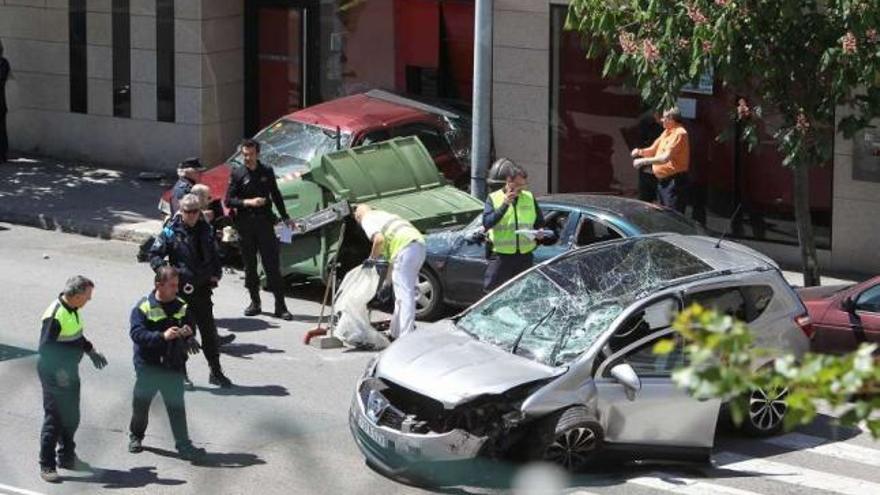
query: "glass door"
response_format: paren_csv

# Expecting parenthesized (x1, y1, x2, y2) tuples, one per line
(257, 6, 306, 128)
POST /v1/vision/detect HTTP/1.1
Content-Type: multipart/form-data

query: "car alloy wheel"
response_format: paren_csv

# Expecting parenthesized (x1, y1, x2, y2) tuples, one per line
(414, 268, 444, 321)
(748, 386, 788, 434)
(543, 425, 600, 472)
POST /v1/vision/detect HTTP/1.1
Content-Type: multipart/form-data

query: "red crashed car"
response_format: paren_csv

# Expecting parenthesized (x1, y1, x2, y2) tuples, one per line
(797, 276, 880, 354)
(159, 89, 472, 215)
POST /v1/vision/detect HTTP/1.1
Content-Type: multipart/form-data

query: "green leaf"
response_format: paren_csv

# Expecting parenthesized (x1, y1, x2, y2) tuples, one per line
(653, 338, 676, 355)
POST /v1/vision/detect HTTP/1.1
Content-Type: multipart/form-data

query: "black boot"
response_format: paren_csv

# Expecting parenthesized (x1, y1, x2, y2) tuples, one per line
(244, 290, 261, 317)
(208, 367, 232, 388)
(274, 293, 293, 321)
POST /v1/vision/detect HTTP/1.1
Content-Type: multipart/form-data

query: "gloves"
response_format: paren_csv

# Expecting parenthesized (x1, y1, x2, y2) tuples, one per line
(184, 338, 202, 356)
(88, 351, 108, 370)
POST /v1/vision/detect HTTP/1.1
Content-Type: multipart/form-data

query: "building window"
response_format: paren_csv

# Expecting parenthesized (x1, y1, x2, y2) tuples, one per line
(548, 5, 833, 248)
(112, 0, 131, 118)
(69, 0, 87, 113)
(156, 0, 175, 122)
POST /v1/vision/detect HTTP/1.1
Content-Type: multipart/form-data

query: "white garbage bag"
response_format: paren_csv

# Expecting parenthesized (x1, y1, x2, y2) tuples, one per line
(333, 265, 390, 350)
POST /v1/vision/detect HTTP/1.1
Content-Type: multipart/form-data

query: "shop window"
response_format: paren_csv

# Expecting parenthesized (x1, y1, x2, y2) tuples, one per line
(548, 5, 832, 249)
(112, 0, 131, 118)
(69, 0, 87, 114)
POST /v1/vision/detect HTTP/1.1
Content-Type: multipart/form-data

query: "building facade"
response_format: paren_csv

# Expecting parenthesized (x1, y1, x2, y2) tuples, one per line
(491, 0, 880, 275)
(2, 0, 879, 274)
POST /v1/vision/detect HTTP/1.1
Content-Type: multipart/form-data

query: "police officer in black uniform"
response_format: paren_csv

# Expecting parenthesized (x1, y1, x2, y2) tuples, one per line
(127, 265, 206, 461)
(149, 193, 232, 388)
(170, 157, 205, 215)
(225, 138, 294, 320)
(37, 276, 107, 483)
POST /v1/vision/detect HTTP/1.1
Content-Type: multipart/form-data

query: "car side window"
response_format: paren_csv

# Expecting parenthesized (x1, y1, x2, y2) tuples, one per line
(574, 216, 622, 247)
(686, 287, 748, 322)
(394, 123, 450, 157)
(741, 285, 774, 321)
(856, 284, 880, 313)
(604, 333, 688, 378)
(542, 209, 571, 245)
(607, 298, 679, 355)
(361, 129, 391, 146)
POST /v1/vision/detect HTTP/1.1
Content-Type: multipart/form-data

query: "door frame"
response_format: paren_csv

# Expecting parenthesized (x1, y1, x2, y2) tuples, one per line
(244, 0, 321, 136)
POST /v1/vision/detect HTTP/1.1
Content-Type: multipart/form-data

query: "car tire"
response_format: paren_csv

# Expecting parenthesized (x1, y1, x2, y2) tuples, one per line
(415, 267, 445, 322)
(539, 407, 603, 472)
(738, 385, 788, 437)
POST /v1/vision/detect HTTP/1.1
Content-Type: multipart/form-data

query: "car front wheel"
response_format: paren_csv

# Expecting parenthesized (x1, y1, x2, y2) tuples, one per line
(415, 268, 444, 321)
(540, 407, 603, 472)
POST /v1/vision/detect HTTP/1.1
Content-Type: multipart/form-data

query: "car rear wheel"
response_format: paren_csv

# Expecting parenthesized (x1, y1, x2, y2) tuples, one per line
(739, 386, 788, 437)
(415, 268, 444, 321)
(540, 407, 603, 472)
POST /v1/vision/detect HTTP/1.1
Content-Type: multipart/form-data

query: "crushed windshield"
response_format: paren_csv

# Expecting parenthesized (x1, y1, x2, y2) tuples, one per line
(227, 119, 352, 177)
(456, 238, 712, 367)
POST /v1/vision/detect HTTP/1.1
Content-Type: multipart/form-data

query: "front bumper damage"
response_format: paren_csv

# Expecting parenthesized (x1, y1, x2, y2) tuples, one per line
(349, 378, 489, 476)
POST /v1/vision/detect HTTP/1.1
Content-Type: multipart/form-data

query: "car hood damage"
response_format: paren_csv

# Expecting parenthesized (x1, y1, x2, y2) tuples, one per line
(374, 322, 561, 408)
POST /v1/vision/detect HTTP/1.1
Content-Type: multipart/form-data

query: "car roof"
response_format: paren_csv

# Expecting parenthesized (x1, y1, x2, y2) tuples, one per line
(646, 233, 778, 273)
(287, 90, 439, 134)
(539, 193, 666, 217)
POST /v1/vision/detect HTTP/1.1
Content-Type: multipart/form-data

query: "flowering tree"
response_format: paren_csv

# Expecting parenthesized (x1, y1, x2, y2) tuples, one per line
(567, 0, 880, 286)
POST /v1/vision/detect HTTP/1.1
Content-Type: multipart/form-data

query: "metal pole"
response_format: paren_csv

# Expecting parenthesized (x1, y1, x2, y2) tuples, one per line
(470, 0, 493, 200)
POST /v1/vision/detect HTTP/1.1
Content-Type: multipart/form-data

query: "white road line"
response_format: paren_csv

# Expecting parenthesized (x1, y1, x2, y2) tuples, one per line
(0, 482, 46, 495)
(628, 472, 761, 495)
(715, 451, 880, 495)
(764, 432, 880, 467)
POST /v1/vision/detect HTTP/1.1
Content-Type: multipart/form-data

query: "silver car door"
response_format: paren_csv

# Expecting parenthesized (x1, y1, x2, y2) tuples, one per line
(593, 328, 721, 449)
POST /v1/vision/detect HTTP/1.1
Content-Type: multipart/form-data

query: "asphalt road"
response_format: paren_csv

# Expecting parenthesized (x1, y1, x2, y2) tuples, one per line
(1, 224, 880, 495)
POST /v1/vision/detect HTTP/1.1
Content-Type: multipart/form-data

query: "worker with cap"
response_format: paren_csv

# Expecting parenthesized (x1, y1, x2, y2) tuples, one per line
(37, 275, 108, 483)
(354, 204, 426, 339)
(170, 157, 205, 216)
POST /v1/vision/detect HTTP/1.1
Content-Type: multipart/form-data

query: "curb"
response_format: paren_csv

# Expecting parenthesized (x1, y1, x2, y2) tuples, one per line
(0, 208, 161, 244)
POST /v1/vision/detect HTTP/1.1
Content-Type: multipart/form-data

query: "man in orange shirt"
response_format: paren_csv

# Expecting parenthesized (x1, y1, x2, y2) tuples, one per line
(631, 107, 690, 212)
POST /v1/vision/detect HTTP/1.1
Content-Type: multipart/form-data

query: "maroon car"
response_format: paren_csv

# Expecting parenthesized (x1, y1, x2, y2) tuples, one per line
(159, 89, 471, 215)
(798, 276, 880, 354)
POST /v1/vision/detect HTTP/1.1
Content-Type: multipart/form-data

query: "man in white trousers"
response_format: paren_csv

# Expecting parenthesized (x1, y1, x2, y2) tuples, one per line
(354, 204, 426, 339)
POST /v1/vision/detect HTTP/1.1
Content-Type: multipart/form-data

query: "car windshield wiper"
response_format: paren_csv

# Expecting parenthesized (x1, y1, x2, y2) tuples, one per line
(548, 313, 575, 366)
(511, 306, 557, 357)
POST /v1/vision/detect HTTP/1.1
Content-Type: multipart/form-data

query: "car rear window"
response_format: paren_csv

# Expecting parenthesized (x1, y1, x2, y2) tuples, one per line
(618, 202, 704, 235)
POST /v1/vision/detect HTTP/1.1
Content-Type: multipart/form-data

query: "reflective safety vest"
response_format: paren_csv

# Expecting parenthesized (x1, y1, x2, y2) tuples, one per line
(42, 300, 83, 343)
(138, 298, 188, 323)
(488, 189, 537, 254)
(379, 214, 424, 262)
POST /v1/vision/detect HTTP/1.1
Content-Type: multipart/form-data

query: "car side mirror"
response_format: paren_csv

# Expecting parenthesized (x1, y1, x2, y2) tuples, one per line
(842, 296, 856, 313)
(610, 363, 641, 401)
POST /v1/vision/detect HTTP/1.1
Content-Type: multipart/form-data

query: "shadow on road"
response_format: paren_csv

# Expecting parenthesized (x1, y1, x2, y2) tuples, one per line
(141, 446, 266, 469)
(220, 342, 285, 359)
(216, 317, 278, 333)
(194, 383, 290, 397)
(59, 465, 185, 489)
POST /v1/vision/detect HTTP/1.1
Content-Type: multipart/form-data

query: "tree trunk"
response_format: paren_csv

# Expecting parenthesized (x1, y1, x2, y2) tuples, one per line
(792, 165, 821, 287)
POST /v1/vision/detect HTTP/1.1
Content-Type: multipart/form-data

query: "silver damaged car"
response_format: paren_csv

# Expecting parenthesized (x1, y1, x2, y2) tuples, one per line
(349, 234, 811, 476)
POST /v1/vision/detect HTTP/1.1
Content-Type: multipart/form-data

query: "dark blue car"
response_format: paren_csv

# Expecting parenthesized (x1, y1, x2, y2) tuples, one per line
(415, 194, 706, 320)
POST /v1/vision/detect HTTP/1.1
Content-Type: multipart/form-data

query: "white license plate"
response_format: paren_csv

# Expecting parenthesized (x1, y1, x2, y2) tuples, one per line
(358, 415, 389, 449)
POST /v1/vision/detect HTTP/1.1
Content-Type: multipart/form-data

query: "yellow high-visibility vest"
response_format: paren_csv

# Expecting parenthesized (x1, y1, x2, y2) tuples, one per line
(42, 300, 83, 342)
(379, 214, 424, 262)
(487, 189, 537, 254)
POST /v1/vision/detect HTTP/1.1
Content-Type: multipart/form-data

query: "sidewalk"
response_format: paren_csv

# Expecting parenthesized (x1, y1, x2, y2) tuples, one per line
(0, 154, 166, 243)
(0, 154, 866, 287)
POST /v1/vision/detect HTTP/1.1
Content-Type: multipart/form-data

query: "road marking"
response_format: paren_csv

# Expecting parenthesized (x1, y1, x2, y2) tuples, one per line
(0, 482, 46, 495)
(764, 432, 880, 467)
(628, 472, 761, 495)
(715, 451, 880, 495)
